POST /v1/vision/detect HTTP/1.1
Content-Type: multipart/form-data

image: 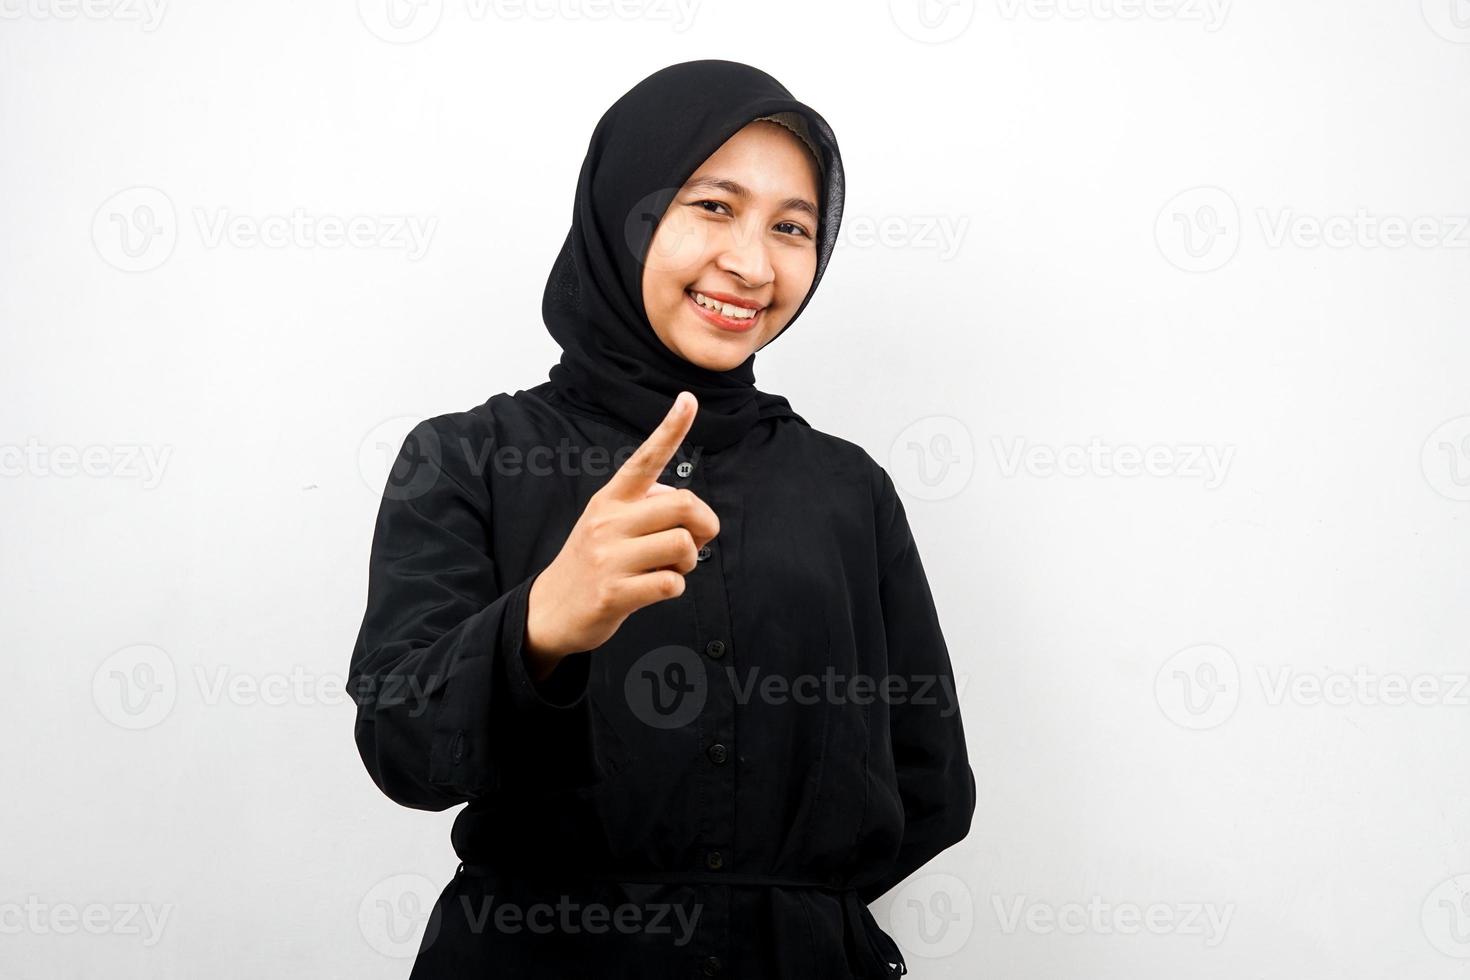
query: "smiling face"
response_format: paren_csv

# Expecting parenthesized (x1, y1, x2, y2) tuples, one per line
(639, 119, 822, 372)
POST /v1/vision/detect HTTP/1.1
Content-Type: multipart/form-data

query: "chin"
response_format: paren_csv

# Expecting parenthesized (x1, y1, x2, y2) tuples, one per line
(666, 316, 759, 371)
(681, 342, 755, 372)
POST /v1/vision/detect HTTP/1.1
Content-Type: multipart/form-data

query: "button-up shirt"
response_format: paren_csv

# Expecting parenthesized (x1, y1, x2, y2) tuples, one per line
(349, 380, 976, 979)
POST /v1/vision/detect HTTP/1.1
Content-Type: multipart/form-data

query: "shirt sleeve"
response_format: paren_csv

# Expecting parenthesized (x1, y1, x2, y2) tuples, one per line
(859, 464, 978, 904)
(348, 415, 598, 812)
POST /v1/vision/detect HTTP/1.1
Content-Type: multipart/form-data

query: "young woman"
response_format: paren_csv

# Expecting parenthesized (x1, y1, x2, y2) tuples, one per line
(349, 59, 975, 979)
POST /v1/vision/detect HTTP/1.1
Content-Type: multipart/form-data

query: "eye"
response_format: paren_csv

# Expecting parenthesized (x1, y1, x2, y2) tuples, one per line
(689, 200, 813, 241)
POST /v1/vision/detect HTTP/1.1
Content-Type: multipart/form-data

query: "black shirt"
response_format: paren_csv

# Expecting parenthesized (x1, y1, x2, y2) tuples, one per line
(349, 381, 976, 979)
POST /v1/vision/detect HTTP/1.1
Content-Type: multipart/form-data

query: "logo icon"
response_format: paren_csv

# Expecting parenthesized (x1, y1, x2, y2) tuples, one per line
(358, 0, 443, 43)
(887, 872, 974, 958)
(890, 416, 974, 502)
(359, 417, 443, 502)
(889, 0, 976, 43)
(625, 645, 706, 730)
(92, 643, 177, 730)
(1154, 643, 1240, 730)
(1423, 875, 1470, 957)
(1423, 0, 1470, 42)
(1422, 415, 1470, 502)
(93, 186, 177, 272)
(1155, 186, 1240, 273)
(359, 873, 444, 958)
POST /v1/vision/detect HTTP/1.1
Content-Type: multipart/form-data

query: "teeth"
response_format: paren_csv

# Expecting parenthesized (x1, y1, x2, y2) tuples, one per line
(692, 291, 758, 320)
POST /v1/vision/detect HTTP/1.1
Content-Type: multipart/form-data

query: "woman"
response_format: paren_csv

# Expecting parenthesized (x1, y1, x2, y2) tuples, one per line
(349, 59, 975, 979)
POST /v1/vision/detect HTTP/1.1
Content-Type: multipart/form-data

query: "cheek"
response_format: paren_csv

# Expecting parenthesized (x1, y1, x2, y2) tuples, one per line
(775, 251, 817, 309)
(644, 213, 710, 281)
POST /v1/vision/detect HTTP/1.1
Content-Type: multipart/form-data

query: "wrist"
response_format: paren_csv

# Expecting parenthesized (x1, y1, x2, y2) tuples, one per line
(525, 570, 571, 676)
(523, 644, 561, 684)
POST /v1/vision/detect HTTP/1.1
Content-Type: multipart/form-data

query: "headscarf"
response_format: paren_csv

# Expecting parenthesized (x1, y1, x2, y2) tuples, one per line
(540, 59, 846, 453)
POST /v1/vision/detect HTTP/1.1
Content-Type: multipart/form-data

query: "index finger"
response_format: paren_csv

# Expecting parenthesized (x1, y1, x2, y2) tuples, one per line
(604, 391, 696, 500)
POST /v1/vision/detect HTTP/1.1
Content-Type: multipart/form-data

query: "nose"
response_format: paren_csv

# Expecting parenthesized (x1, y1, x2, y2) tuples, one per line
(715, 223, 774, 290)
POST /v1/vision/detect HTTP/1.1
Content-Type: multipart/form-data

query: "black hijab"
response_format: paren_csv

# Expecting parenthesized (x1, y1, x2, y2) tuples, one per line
(540, 59, 846, 453)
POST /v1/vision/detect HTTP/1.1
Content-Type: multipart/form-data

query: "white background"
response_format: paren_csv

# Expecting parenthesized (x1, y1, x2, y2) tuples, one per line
(3, 0, 1470, 977)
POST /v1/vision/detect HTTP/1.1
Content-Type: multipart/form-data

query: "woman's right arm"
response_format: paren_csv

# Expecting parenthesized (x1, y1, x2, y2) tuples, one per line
(349, 394, 716, 812)
(348, 414, 597, 812)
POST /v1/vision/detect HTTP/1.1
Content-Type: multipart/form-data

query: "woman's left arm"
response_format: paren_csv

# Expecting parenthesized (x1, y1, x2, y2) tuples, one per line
(859, 464, 978, 905)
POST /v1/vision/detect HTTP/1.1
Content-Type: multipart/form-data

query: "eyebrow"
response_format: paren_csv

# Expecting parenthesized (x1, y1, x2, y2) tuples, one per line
(682, 176, 819, 223)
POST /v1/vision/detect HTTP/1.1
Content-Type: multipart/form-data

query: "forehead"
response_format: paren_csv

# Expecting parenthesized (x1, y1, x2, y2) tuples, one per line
(685, 122, 821, 193)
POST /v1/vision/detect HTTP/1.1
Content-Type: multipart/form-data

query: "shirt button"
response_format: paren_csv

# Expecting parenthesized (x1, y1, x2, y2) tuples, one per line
(705, 849, 724, 870)
(696, 545, 711, 562)
(676, 460, 693, 478)
(707, 743, 728, 765)
(705, 639, 726, 659)
(702, 955, 723, 976)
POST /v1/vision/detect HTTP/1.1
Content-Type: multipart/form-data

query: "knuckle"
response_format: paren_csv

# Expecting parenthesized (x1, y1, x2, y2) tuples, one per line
(591, 584, 617, 616)
(588, 544, 613, 573)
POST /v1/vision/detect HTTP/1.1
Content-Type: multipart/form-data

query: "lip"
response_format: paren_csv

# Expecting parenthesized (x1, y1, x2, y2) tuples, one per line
(686, 289, 763, 333)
